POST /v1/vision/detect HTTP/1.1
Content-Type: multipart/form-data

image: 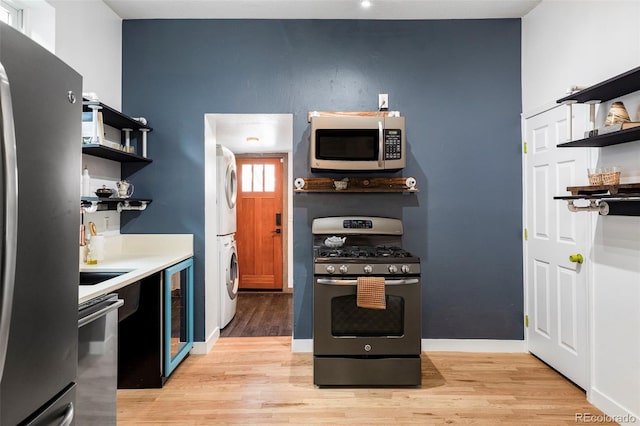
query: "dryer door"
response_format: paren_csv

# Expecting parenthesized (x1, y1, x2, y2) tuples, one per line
(226, 247, 239, 300)
(225, 161, 237, 210)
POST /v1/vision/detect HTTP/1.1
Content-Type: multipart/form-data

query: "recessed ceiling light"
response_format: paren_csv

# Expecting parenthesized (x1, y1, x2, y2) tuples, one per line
(246, 136, 260, 143)
(361, 0, 371, 8)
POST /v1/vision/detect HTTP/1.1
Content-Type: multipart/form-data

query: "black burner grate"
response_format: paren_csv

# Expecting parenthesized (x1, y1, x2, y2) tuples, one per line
(317, 245, 412, 259)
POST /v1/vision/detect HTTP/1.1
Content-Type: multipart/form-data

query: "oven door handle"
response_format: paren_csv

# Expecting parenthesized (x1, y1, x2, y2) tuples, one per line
(78, 299, 123, 328)
(316, 278, 419, 286)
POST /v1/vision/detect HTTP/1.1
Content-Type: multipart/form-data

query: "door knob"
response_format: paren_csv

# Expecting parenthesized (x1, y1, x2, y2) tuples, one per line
(273, 229, 281, 234)
(569, 254, 583, 264)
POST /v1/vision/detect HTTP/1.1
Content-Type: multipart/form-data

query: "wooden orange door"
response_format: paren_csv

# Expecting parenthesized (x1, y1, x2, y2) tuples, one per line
(236, 157, 283, 290)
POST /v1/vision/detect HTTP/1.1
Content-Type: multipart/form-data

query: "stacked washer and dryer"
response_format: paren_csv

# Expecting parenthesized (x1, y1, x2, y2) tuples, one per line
(216, 145, 239, 328)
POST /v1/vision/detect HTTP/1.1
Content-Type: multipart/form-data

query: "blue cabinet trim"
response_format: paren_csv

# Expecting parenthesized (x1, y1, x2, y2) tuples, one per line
(163, 258, 194, 377)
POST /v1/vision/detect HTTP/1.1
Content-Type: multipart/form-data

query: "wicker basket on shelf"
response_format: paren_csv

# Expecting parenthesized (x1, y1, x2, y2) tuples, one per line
(601, 170, 621, 185)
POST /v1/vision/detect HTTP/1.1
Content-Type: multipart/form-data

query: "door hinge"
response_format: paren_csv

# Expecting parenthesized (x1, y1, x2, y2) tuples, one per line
(525, 315, 529, 328)
(524, 228, 528, 240)
(523, 142, 527, 154)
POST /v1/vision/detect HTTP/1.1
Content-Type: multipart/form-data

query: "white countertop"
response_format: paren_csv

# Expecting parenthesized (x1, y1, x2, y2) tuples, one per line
(79, 234, 193, 304)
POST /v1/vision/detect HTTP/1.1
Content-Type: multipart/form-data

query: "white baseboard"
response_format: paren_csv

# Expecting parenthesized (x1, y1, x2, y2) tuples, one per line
(291, 338, 313, 353)
(191, 327, 220, 355)
(422, 339, 527, 353)
(588, 387, 639, 425)
(290, 338, 526, 353)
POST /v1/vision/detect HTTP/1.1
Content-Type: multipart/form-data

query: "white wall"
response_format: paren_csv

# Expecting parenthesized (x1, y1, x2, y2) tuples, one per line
(15, 0, 55, 52)
(522, 1, 640, 112)
(46, 0, 122, 109)
(523, 1, 640, 423)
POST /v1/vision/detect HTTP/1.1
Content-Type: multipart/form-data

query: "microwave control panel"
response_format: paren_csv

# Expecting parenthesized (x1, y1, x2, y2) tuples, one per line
(384, 129, 402, 160)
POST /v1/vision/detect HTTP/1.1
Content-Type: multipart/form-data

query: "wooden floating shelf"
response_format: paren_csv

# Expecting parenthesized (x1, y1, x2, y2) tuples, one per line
(554, 193, 640, 201)
(307, 111, 400, 122)
(294, 177, 418, 193)
(564, 182, 640, 196)
(554, 183, 640, 216)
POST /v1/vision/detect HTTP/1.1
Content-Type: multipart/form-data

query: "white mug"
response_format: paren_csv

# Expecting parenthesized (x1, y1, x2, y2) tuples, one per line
(117, 180, 134, 198)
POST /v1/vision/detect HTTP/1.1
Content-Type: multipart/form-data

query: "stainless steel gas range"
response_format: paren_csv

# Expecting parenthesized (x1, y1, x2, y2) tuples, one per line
(312, 216, 422, 387)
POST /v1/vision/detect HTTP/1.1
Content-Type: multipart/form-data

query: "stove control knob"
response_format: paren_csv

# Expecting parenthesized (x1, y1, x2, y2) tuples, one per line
(401, 264, 411, 274)
(363, 265, 373, 274)
(339, 265, 348, 274)
(326, 265, 335, 274)
(364, 344, 372, 352)
(388, 265, 398, 274)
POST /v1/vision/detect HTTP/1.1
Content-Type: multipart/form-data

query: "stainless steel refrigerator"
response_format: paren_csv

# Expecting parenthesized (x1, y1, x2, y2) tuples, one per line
(0, 22, 81, 425)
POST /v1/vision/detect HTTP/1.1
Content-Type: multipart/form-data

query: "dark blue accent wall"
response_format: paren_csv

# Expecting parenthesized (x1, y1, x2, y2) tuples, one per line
(121, 19, 523, 341)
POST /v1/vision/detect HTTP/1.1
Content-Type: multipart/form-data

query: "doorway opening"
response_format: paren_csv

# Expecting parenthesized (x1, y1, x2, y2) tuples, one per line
(206, 113, 293, 339)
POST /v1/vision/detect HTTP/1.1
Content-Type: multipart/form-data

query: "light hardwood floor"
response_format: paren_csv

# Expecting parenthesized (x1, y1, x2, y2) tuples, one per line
(117, 337, 614, 425)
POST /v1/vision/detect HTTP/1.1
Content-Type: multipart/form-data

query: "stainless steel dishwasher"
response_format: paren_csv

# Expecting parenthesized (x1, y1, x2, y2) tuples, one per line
(77, 294, 123, 425)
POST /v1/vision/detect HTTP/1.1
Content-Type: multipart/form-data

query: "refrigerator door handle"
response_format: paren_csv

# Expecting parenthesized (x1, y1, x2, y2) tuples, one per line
(0, 60, 19, 382)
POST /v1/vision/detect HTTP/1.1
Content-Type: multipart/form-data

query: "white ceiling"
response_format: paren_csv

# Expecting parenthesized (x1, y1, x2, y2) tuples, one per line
(103, 0, 541, 20)
(209, 114, 293, 154)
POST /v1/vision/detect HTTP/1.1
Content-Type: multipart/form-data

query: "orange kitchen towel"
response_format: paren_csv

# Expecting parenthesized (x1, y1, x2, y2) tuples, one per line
(356, 276, 386, 309)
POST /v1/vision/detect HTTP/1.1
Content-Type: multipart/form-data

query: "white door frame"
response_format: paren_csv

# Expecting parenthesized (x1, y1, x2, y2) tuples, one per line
(199, 113, 294, 354)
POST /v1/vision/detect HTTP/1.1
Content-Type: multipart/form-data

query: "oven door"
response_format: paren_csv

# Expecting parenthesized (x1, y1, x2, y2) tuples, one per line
(313, 277, 421, 356)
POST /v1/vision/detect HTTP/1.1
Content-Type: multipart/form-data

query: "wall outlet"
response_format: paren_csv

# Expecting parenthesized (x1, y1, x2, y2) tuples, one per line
(378, 93, 389, 110)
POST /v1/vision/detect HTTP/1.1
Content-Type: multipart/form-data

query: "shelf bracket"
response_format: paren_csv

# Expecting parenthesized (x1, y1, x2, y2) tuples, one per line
(566, 199, 609, 215)
(140, 128, 150, 158)
(565, 101, 577, 141)
(86, 101, 102, 144)
(123, 128, 132, 151)
(587, 102, 598, 131)
(81, 200, 99, 214)
(117, 200, 148, 213)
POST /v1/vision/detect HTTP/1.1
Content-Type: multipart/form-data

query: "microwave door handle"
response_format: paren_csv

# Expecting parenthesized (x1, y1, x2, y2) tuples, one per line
(378, 120, 384, 167)
(0, 61, 19, 383)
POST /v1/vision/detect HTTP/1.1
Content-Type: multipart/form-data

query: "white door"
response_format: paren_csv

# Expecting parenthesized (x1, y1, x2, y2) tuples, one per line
(524, 103, 591, 389)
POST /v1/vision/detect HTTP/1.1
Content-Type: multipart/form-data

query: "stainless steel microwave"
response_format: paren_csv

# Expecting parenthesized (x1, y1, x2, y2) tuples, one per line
(310, 116, 406, 172)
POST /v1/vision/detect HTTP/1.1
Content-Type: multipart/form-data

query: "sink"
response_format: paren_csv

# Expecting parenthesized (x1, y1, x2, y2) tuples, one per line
(79, 271, 128, 286)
